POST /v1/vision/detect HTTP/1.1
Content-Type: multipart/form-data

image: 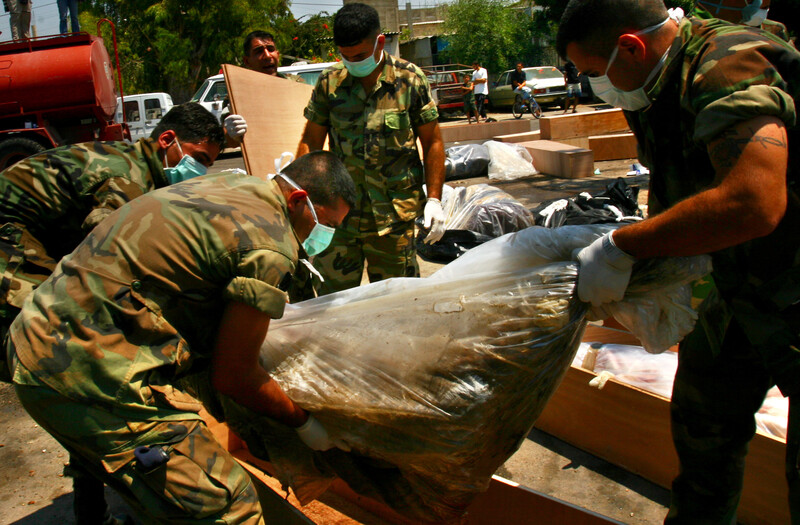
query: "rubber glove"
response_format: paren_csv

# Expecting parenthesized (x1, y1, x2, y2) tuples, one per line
(224, 114, 247, 141)
(575, 232, 635, 307)
(295, 414, 350, 452)
(423, 197, 446, 244)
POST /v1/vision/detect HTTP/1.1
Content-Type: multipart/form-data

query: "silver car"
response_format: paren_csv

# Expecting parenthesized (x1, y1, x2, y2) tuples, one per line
(488, 66, 567, 108)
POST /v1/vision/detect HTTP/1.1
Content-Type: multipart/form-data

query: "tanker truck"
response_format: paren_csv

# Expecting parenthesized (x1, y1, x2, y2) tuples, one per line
(0, 29, 128, 170)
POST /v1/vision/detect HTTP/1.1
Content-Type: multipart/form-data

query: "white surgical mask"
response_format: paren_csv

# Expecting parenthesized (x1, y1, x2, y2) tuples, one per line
(341, 35, 382, 78)
(587, 17, 670, 112)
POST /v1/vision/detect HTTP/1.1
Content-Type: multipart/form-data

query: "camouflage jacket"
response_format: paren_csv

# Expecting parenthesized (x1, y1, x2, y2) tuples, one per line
(10, 172, 299, 421)
(304, 52, 439, 235)
(0, 138, 168, 316)
(625, 17, 800, 389)
(691, 5, 792, 43)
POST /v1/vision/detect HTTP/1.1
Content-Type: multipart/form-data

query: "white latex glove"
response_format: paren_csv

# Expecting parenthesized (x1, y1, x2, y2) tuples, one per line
(295, 414, 350, 452)
(224, 114, 247, 140)
(422, 197, 446, 244)
(575, 232, 635, 307)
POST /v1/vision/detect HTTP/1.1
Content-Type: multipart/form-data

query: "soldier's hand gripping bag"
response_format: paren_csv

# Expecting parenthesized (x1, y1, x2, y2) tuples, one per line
(222, 224, 710, 523)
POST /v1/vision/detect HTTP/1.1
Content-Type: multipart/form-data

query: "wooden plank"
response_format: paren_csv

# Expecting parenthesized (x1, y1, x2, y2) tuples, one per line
(517, 139, 594, 179)
(588, 133, 638, 161)
(494, 130, 541, 143)
(536, 325, 789, 525)
(440, 118, 534, 143)
(540, 108, 630, 141)
(223, 63, 314, 180)
(464, 475, 623, 525)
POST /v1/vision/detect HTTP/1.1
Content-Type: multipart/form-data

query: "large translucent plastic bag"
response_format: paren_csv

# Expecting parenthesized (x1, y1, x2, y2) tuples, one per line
(441, 183, 535, 236)
(220, 224, 710, 523)
(485, 140, 536, 181)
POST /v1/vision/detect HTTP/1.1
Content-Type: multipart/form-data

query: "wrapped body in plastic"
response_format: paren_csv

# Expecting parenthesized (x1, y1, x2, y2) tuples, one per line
(218, 224, 711, 523)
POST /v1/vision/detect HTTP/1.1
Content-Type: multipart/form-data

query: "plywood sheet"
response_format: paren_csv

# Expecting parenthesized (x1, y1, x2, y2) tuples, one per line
(223, 63, 315, 180)
(540, 108, 630, 141)
(518, 139, 594, 179)
(536, 325, 789, 525)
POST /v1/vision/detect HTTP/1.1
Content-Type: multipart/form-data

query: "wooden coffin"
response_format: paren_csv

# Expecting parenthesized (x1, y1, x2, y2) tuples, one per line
(536, 324, 789, 525)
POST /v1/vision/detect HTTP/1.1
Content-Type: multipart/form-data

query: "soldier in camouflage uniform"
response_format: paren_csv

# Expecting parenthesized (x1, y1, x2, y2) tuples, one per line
(557, 1, 800, 522)
(6, 151, 356, 523)
(694, 0, 793, 44)
(0, 102, 224, 524)
(296, 2, 446, 295)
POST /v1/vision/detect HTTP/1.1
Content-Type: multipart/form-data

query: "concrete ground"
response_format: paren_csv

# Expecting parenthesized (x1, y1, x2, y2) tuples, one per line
(0, 103, 672, 525)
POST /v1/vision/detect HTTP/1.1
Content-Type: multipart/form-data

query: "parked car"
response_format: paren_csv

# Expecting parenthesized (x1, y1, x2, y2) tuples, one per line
(488, 66, 567, 109)
(421, 65, 473, 116)
(189, 62, 338, 121)
(115, 92, 174, 141)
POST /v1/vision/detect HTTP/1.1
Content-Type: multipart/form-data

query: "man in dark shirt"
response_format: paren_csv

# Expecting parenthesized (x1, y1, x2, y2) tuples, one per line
(563, 60, 582, 113)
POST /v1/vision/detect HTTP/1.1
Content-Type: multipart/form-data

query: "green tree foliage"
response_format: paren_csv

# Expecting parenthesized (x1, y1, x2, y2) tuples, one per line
(441, 0, 534, 76)
(284, 13, 338, 63)
(83, 0, 292, 101)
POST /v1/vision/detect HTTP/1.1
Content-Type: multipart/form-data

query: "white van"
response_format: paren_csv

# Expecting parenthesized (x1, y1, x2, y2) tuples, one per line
(189, 62, 338, 122)
(116, 93, 174, 141)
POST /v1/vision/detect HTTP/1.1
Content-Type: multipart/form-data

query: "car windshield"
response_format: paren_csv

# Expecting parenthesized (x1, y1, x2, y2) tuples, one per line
(189, 79, 211, 103)
(526, 67, 563, 81)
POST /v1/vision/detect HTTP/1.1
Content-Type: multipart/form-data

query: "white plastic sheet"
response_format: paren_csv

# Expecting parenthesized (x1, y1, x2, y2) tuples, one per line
(485, 140, 536, 181)
(220, 224, 711, 522)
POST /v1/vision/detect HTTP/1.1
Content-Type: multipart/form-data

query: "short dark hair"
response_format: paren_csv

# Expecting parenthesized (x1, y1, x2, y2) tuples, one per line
(281, 151, 357, 209)
(556, 0, 668, 59)
(333, 3, 381, 47)
(151, 103, 225, 150)
(243, 30, 276, 57)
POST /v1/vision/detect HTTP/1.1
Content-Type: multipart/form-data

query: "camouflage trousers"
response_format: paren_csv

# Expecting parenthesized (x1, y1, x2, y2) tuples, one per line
(666, 313, 800, 524)
(313, 219, 419, 296)
(13, 377, 265, 525)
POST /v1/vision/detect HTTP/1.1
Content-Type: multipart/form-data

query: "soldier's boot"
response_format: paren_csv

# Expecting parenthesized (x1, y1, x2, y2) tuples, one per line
(64, 459, 134, 525)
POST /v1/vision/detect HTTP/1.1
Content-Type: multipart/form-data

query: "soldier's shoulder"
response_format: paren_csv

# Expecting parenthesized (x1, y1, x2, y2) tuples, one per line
(389, 55, 427, 81)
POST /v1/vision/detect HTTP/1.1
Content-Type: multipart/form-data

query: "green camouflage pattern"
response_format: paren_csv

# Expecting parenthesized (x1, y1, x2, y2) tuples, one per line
(692, 5, 792, 43)
(0, 138, 168, 318)
(14, 379, 264, 524)
(313, 218, 419, 295)
(626, 16, 800, 390)
(304, 51, 439, 236)
(625, 16, 800, 521)
(9, 171, 299, 422)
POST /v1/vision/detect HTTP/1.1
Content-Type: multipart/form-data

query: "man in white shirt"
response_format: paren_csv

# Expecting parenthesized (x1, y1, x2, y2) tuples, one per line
(471, 61, 489, 121)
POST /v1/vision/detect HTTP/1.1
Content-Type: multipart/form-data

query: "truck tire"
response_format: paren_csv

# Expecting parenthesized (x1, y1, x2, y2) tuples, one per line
(0, 137, 47, 170)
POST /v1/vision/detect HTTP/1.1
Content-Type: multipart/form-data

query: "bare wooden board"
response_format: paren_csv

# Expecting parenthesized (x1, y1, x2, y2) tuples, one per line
(540, 108, 630, 141)
(494, 129, 541, 143)
(440, 118, 534, 143)
(223, 63, 315, 180)
(236, 448, 621, 525)
(537, 325, 789, 525)
(517, 139, 594, 179)
(589, 132, 638, 161)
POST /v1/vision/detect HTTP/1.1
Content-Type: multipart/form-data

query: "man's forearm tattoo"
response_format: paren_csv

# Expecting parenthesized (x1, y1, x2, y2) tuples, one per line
(709, 126, 786, 169)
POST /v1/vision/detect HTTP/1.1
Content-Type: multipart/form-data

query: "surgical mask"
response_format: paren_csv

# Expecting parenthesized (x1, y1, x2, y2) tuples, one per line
(273, 173, 335, 256)
(163, 138, 207, 184)
(587, 17, 670, 111)
(698, 0, 763, 24)
(341, 35, 382, 78)
(744, 8, 768, 26)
